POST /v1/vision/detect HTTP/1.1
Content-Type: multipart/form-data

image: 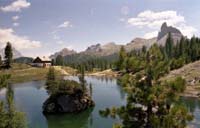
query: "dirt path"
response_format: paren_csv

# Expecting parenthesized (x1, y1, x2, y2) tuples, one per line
(53, 66, 70, 75)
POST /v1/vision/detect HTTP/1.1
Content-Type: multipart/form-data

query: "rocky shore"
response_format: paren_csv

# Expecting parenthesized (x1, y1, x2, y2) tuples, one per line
(43, 93, 94, 114)
(162, 60, 200, 98)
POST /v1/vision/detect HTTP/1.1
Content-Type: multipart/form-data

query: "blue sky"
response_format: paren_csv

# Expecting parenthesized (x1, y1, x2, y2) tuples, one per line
(0, 0, 200, 57)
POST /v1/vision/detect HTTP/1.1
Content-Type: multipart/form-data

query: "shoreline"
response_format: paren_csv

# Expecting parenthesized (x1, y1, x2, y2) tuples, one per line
(86, 69, 119, 78)
(180, 86, 200, 98)
(2, 64, 199, 100)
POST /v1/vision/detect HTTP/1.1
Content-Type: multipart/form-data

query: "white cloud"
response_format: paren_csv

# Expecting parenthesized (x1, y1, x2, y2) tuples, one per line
(1, 0, 30, 12)
(0, 28, 41, 50)
(119, 18, 126, 22)
(12, 15, 20, 21)
(53, 34, 60, 40)
(177, 24, 198, 38)
(13, 22, 19, 27)
(56, 40, 64, 44)
(55, 40, 73, 50)
(128, 10, 185, 28)
(58, 21, 72, 28)
(66, 45, 73, 50)
(127, 10, 198, 38)
(144, 31, 158, 39)
(121, 6, 130, 15)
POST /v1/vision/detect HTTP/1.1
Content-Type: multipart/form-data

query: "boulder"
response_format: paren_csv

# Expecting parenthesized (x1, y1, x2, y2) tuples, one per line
(43, 93, 94, 114)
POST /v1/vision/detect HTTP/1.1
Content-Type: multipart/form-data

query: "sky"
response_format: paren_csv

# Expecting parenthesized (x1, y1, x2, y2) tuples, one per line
(0, 0, 200, 57)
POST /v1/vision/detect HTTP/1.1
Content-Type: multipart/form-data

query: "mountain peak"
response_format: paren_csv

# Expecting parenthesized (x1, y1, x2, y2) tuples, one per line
(102, 42, 117, 48)
(49, 48, 76, 59)
(61, 48, 76, 53)
(86, 43, 102, 52)
(157, 22, 182, 41)
(161, 22, 167, 30)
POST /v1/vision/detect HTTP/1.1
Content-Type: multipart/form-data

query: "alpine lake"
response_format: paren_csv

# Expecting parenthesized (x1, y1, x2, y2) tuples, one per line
(0, 76, 199, 128)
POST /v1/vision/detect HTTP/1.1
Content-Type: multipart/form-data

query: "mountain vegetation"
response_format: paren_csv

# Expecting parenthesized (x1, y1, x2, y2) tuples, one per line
(13, 57, 33, 64)
(50, 23, 184, 72)
(99, 32, 198, 127)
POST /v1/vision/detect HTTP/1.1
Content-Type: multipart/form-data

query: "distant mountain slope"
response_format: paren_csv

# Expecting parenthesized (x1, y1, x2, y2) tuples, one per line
(50, 48, 76, 59)
(0, 47, 23, 59)
(50, 22, 184, 64)
(14, 57, 33, 64)
(125, 37, 157, 52)
(83, 42, 122, 56)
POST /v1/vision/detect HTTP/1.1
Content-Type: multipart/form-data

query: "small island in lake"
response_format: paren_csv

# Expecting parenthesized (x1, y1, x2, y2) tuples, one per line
(43, 67, 94, 114)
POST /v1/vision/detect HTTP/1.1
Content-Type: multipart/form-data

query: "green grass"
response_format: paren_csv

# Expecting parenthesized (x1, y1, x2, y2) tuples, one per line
(0, 63, 61, 83)
(61, 66, 77, 75)
(10, 63, 32, 70)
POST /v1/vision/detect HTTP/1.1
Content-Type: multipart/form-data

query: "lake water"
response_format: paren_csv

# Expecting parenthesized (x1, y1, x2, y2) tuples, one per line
(0, 76, 200, 128)
(0, 76, 126, 128)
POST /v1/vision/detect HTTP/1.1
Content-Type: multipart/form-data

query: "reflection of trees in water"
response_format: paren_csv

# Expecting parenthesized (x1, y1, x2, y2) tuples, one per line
(89, 83, 93, 97)
(0, 83, 27, 128)
(44, 107, 94, 128)
(10, 81, 45, 91)
(89, 76, 125, 100)
(116, 84, 126, 100)
(90, 76, 115, 83)
(180, 97, 200, 113)
(34, 83, 44, 90)
(89, 110, 93, 128)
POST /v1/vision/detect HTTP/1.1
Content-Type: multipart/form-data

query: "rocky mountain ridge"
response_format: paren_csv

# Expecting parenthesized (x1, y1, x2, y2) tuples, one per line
(50, 22, 184, 59)
(50, 48, 77, 59)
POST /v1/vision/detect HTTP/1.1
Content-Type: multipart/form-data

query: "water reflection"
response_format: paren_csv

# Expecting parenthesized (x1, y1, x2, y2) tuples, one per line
(180, 97, 199, 113)
(89, 76, 115, 83)
(45, 108, 94, 128)
(0, 76, 127, 128)
(116, 84, 126, 100)
(11, 81, 45, 90)
(0, 85, 27, 128)
(180, 97, 200, 127)
(3, 76, 200, 128)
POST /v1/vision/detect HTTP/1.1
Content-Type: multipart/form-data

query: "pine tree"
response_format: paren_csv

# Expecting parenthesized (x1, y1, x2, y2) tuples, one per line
(179, 37, 185, 57)
(100, 44, 193, 128)
(165, 33, 174, 59)
(190, 36, 198, 61)
(79, 65, 86, 92)
(46, 67, 57, 95)
(51, 59, 55, 66)
(117, 46, 127, 70)
(55, 55, 64, 66)
(0, 55, 2, 66)
(46, 67, 55, 83)
(4, 42, 13, 68)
